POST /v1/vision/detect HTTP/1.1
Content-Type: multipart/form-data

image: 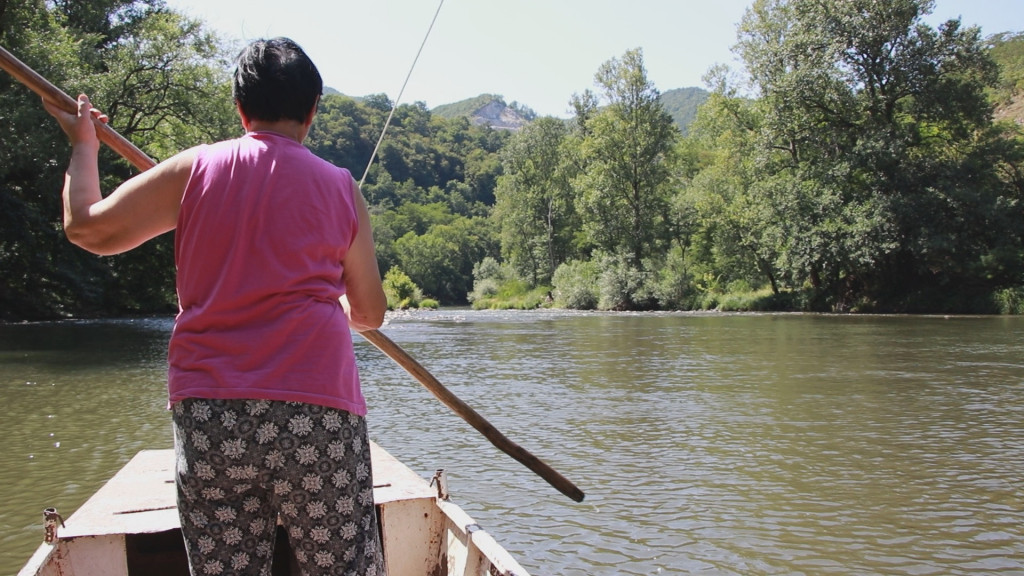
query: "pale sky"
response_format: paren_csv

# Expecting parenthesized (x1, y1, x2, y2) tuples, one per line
(163, 0, 1023, 118)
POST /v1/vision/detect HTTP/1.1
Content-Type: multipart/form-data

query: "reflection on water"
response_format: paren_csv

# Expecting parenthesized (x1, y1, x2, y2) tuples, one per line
(1, 312, 1023, 575)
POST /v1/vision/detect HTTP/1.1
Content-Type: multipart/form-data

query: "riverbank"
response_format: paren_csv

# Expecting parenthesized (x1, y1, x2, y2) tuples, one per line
(471, 283, 1024, 315)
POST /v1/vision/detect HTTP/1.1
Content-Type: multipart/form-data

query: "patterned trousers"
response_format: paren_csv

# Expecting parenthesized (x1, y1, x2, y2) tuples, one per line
(172, 398, 384, 576)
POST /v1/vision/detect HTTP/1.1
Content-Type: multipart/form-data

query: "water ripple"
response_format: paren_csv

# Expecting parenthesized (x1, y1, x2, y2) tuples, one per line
(2, 312, 1024, 575)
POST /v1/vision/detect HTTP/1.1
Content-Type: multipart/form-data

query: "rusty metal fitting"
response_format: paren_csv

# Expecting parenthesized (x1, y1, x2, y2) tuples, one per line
(43, 507, 65, 544)
(429, 469, 449, 501)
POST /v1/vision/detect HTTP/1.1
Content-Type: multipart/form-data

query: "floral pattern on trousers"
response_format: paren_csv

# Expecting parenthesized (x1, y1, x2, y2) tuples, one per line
(172, 398, 384, 576)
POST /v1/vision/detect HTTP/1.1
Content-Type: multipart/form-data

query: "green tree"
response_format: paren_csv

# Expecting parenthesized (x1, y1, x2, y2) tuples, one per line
(684, 70, 789, 298)
(306, 93, 374, 175)
(573, 48, 678, 268)
(0, 0, 238, 319)
(551, 258, 600, 309)
(306, 91, 511, 305)
(394, 216, 497, 304)
(494, 117, 579, 285)
(85, 9, 236, 313)
(381, 268, 424, 310)
(729, 0, 1019, 311)
(0, 1, 88, 318)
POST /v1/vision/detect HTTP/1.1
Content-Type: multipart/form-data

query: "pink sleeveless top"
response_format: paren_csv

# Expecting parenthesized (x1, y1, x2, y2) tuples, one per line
(168, 132, 367, 415)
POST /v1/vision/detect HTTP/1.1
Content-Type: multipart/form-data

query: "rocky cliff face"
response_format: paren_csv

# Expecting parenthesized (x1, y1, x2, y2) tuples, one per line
(471, 100, 530, 131)
(995, 95, 1024, 126)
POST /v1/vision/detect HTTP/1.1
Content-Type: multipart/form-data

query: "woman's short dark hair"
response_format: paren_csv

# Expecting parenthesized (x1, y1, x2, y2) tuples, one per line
(233, 37, 323, 123)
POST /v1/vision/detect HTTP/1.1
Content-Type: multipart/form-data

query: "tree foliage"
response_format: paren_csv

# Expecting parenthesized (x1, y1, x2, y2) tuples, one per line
(393, 216, 497, 304)
(659, 87, 710, 135)
(0, 0, 512, 317)
(0, 0, 235, 319)
(687, 0, 1023, 311)
(311, 96, 509, 303)
(988, 31, 1024, 108)
(493, 117, 579, 285)
(2, 0, 1023, 318)
(574, 48, 678, 269)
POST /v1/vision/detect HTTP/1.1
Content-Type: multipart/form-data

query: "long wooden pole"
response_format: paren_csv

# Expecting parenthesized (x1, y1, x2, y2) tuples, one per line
(360, 329, 585, 502)
(0, 47, 155, 170)
(0, 45, 585, 503)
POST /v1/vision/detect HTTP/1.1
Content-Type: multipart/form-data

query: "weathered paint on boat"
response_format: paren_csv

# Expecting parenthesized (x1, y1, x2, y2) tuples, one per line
(19, 443, 530, 576)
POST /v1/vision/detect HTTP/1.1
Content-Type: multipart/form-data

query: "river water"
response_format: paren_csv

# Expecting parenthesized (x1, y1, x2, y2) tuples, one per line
(1, 311, 1022, 575)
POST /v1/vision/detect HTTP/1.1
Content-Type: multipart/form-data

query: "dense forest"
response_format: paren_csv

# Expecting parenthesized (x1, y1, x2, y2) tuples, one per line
(1, 0, 1023, 321)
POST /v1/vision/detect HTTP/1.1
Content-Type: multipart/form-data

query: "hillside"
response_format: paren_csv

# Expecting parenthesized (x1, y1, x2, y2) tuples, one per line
(432, 94, 535, 131)
(660, 87, 710, 135)
(990, 31, 1024, 126)
(428, 89, 709, 134)
(995, 97, 1024, 125)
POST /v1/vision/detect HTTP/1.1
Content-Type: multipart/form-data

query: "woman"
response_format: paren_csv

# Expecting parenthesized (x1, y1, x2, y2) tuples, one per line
(44, 37, 387, 575)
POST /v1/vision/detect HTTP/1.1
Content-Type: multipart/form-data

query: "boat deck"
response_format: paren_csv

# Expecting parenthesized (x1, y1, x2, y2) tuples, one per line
(22, 443, 530, 576)
(59, 443, 436, 540)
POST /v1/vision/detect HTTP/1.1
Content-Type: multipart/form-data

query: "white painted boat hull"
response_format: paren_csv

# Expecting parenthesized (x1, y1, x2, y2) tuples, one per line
(20, 444, 530, 576)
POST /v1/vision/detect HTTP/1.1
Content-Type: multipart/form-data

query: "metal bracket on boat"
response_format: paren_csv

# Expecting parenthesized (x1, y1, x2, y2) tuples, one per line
(43, 507, 65, 544)
(429, 468, 449, 501)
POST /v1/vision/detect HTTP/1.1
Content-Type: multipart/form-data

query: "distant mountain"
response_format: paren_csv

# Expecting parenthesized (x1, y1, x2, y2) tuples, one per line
(432, 94, 535, 131)
(660, 87, 710, 135)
